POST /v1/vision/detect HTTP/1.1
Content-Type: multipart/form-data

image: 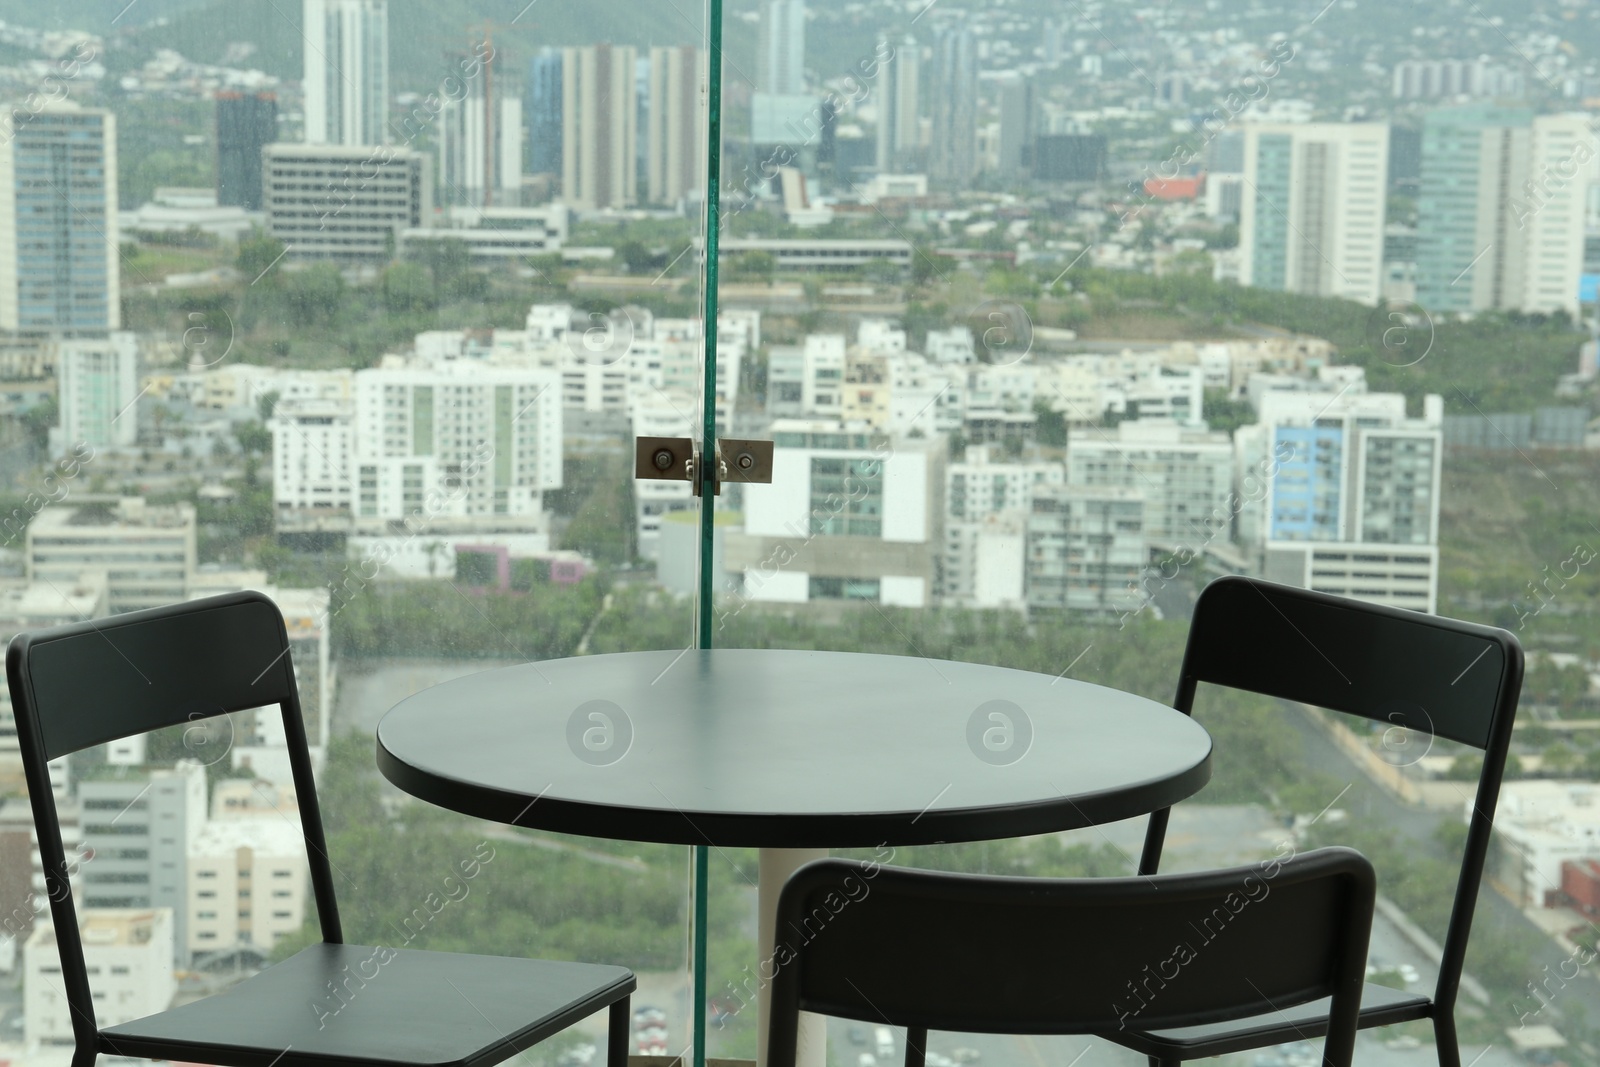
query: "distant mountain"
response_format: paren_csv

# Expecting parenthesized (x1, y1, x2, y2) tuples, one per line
(121, 0, 741, 93)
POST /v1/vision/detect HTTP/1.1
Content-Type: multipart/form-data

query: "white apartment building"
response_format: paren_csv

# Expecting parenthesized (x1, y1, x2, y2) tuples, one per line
(270, 399, 353, 515)
(51, 333, 139, 457)
(942, 513, 1027, 610)
(946, 445, 1064, 521)
(79, 761, 206, 964)
(631, 389, 698, 562)
(889, 354, 963, 437)
(264, 144, 430, 261)
(188, 817, 307, 959)
(351, 361, 562, 522)
(964, 364, 1038, 445)
(28, 499, 197, 613)
(25, 908, 175, 1041)
(925, 327, 975, 365)
(1240, 122, 1389, 304)
(1067, 422, 1232, 544)
(858, 319, 908, 356)
(1025, 485, 1147, 616)
(802, 334, 846, 419)
(1485, 781, 1600, 908)
(727, 420, 943, 607)
(1238, 387, 1445, 612)
(188, 366, 353, 414)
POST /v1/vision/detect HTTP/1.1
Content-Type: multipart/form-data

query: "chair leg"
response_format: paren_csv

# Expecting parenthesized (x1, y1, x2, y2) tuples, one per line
(1433, 1014, 1461, 1067)
(71, 1044, 96, 1067)
(1148, 1057, 1180, 1067)
(608, 996, 630, 1067)
(906, 1027, 928, 1067)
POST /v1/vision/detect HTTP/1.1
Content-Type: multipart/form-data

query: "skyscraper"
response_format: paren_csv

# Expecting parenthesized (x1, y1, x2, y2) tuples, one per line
(562, 44, 638, 210)
(647, 46, 706, 206)
(525, 49, 563, 178)
(302, 0, 389, 146)
(756, 0, 805, 95)
(1238, 122, 1389, 305)
(997, 75, 1034, 178)
(215, 91, 278, 210)
(438, 38, 523, 207)
(0, 105, 119, 334)
(875, 34, 919, 175)
(928, 28, 977, 187)
(1416, 106, 1594, 317)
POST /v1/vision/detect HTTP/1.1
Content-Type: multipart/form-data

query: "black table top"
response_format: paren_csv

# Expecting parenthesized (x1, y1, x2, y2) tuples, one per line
(376, 648, 1212, 848)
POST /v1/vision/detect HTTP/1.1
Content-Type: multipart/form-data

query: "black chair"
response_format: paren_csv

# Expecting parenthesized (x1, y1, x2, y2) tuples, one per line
(767, 848, 1376, 1067)
(1127, 575, 1524, 1067)
(7, 591, 635, 1067)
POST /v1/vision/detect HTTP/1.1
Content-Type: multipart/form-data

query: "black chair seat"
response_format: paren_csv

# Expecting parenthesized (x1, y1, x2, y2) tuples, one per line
(1115, 983, 1433, 1059)
(102, 944, 635, 1067)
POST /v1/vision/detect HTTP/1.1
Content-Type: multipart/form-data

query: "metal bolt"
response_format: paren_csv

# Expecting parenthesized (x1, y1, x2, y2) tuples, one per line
(737, 452, 754, 470)
(653, 449, 674, 471)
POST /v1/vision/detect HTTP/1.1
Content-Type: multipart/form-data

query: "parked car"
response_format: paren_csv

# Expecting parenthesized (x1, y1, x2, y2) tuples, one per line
(875, 1027, 895, 1060)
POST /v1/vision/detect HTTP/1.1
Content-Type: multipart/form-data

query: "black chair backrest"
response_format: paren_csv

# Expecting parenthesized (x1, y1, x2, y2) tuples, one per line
(767, 848, 1375, 1067)
(1141, 575, 1523, 1019)
(6, 592, 343, 1049)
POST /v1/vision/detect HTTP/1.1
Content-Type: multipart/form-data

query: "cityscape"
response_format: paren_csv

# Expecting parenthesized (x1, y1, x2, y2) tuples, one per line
(0, 0, 1599, 1065)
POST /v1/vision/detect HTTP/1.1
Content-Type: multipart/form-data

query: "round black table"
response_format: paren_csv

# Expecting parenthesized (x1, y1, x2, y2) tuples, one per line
(376, 648, 1212, 1067)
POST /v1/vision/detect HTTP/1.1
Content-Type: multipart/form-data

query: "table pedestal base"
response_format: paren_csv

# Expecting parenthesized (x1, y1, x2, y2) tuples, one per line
(756, 848, 828, 1067)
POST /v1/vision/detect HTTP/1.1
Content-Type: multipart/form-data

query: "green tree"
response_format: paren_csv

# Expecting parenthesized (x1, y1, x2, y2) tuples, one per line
(284, 263, 346, 324)
(381, 261, 437, 313)
(1202, 388, 1255, 438)
(237, 228, 287, 282)
(234, 421, 272, 455)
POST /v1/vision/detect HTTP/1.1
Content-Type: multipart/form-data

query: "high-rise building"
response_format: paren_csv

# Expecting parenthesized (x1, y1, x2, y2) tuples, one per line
(0, 105, 119, 335)
(78, 761, 206, 963)
(525, 49, 563, 177)
(647, 46, 706, 206)
(1239, 122, 1389, 305)
(215, 91, 278, 210)
(263, 143, 430, 260)
(561, 44, 638, 210)
(997, 75, 1035, 178)
(875, 34, 919, 175)
(928, 28, 977, 187)
(302, 0, 389, 146)
(1237, 386, 1444, 612)
(438, 40, 523, 207)
(756, 0, 806, 95)
(1416, 106, 1594, 317)
(51, 333, 139, 457)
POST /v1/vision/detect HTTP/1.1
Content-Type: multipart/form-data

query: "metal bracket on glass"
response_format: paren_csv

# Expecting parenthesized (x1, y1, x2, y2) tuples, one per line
(634, 436, 772, 498)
